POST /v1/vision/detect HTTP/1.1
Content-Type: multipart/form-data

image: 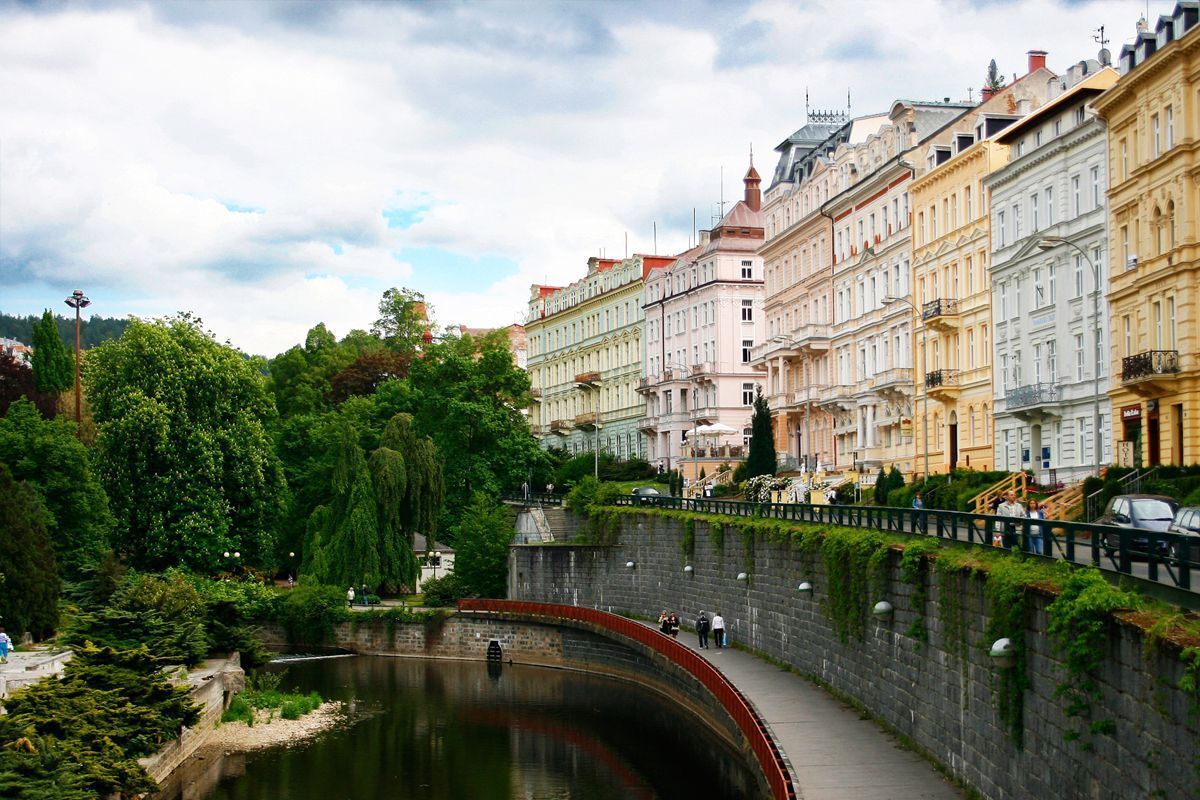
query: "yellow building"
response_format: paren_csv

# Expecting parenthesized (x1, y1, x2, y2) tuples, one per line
(1093, 8, 1200, 468)
(909, 52, 1055, 476)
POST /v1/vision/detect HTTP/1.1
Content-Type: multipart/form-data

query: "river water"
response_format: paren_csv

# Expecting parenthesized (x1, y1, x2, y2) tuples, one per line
(160, 655, 759, 800)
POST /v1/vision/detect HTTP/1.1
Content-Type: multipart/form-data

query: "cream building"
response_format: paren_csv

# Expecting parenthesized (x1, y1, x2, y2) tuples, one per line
(641, 165, 766, 478)
(910, 52, 1058, 477)
(986, 63, 1118, 483)
(753, 112, 887, 471)
(1093, 7, 1200, 468)
(525, 254, 673, 458)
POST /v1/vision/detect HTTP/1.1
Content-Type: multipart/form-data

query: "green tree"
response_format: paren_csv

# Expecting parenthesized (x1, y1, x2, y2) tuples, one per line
(30, 310, 73, 395)
(83, 315, 286, 571)
(451, 493, 514, 598)
(0, 398, 112, 575)
(372, 287, 431, 353)
(371, 413, 443, 592)
(0, 464, 60, 639)
(744, 387, 777, 479)
(304, 420, 380, 588)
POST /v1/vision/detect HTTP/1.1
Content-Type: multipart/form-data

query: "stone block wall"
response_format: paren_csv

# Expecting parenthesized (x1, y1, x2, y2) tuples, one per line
(508, 511, 1200, 800)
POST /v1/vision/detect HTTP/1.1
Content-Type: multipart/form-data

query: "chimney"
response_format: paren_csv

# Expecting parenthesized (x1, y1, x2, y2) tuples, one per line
(743, 160, 762, 212)
(698, 230, 711, 245)
(981, 86, 996, 101)
(1027, 50, 1048, 73)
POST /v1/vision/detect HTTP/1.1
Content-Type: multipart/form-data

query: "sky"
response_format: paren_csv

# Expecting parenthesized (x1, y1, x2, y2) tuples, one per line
(0, 0, 1142, 356)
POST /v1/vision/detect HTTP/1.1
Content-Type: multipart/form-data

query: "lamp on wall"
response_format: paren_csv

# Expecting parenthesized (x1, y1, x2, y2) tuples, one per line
(684, 564, 694, 574)
(736, 572, 749, 581)
(797, 581, 814, 596)
(989, 638, 1016, 669)
(625, 561, 636, 570)
(872, 600, 894, 621)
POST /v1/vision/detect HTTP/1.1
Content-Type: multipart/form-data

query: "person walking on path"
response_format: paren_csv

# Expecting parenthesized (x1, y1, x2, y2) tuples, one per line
(695, 612, 710, 649)
(668, 612, 680, 639)
(361, 583, 370, 606)
(1025, 498, 1046, 555)
(912, 492, 923, 509)
(0, 628, 11, 662)
(347, 586, 356, 607)
(712, 612, 726, 649)
(995, 490, 1025, 548)
(658, 610, 670, 635)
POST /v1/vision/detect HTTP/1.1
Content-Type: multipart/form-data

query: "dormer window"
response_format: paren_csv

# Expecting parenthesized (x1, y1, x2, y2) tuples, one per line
(955, 133, 974, 153)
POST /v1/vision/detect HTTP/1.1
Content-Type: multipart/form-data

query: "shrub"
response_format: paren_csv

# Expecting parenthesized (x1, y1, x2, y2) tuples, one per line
(272, 583, 349, 644)
(420, 573, 467, 607)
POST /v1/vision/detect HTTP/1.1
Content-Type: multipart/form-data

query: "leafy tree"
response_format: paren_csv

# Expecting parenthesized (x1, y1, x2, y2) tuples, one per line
(451, 493, 514, 598)
(266, 323, 362, 418)
(0, 398, 113, 575)
(0, 353, 57, 418)
(0, 464, 60, 639)
(328, 349, 410, 404)
(873, 466, 889, 505)
(83, 315, 286, 571)
(744, 387, 777, 479)
(405, 330, 547, 535)
(30, 310, 73, 395)
(372, 413, 443, 592)
(304, 420, 380, 588)
(0, 311, 128, 351)
(372, 287, 431, 353)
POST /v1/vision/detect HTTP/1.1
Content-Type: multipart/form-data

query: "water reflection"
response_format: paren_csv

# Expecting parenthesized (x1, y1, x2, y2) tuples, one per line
(160, 656, 757, 800)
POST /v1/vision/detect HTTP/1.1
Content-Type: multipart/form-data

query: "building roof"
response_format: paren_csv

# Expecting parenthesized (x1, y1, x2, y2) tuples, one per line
(414, 533, 454, 553)
(994, 67, 1118, 143)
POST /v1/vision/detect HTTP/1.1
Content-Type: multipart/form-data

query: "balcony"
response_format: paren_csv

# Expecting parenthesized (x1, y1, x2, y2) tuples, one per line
(924, 369, 960, 400)
(636, 376, 652, 394)
(574, 411, 598, 430)
(818, 384, 856, 411)
(921, 298, 961, 332)
(690, 361, 717, 380)
(530, 388, 542, 401)
(638, 415, 660, 432)
(1121, 350, 1180, 397)
(574, 371, 601, 387)
(792, 323, 831, 354)
(786, 387, 819, 408)
(1005, 382, 1059, 420)
(869, 367, 913, 399)
(750, 338, 798, 365)
(549, 419, 572, 434)
(691, 403, 720, 423)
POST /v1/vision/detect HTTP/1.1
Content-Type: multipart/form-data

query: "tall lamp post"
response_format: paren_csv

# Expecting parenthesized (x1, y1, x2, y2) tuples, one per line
(63, 289, 91, 425)
(883, 295, 928, 480)
(1037, 237, 1104, 477)
(575, 376, 602, 479)
(661, 361, 699, 489)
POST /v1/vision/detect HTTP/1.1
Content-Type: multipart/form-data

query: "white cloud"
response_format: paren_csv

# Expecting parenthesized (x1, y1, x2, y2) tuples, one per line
(1, 0, 1138, 354)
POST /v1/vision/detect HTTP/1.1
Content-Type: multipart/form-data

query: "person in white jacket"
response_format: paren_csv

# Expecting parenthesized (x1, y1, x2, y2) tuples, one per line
(711, 613, 726, 649)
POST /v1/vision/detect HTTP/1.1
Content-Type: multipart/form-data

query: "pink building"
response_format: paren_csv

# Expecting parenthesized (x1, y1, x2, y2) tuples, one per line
(639, 163, 767, 478)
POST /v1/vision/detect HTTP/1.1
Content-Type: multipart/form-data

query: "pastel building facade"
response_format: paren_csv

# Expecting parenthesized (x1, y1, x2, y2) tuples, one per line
(525, 254, 672, 458)
(1094, 6, 1200, 469)
(986, 64, 1118, 483)
(640, 166, 766, 477)
(821, 99, 977, 475)
(753, 113, 886, 471)
(909, 52, 1058, 477)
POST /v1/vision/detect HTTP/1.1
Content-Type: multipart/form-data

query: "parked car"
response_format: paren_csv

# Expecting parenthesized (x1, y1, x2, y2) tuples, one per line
(1097, 494, 1179, 557)
(630, 486, 661, 506)
(1166, 506, 1200, 564)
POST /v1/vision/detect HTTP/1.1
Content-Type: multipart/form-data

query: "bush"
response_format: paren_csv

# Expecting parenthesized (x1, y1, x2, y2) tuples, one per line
(565, 475, 601, 513)
(711, 483, 736, 498)
(420, 573, 467, 607)
(272, 583, 350, 644)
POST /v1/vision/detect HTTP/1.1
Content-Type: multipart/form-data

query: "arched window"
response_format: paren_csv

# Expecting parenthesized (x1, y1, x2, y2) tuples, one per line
(1168, 200, 1177, 249)
(1154, 206, 1164, 255)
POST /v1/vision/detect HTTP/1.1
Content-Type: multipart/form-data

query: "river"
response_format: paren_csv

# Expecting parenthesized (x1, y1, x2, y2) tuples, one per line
(158, 654, 759, 799)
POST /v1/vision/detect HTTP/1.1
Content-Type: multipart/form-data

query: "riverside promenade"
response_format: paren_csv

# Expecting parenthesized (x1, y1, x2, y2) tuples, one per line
(646, 623, 964, 800)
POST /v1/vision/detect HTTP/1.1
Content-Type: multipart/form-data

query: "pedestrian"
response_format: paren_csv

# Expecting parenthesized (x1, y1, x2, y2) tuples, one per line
(287, 574, 295, 589)
(0, 627, 11, 663)
(361, 583, 370, 606)
(912, 492, 923, 509)
(668, 612, 680, 639)
(712, 612, 726, 649)
(658, 610, 670, 635)
(1026, 498, 1046, 555)
(522, 481, 530, 499)
(696, 611, 710, 649)
(347, 586, 356, 607)
(548, 482, 555, 495)
(995, 489, 1024, 547)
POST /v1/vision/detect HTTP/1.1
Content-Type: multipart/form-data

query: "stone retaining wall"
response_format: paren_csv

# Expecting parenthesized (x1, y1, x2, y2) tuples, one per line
(508, 511, 1200, 800)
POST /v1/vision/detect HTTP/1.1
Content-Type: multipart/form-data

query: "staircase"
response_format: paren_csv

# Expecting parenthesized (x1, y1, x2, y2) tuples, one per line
(972, 472, 1029, 514)
(1041, 481, 1084, 521)
(539, 507, 573, 542)
(688, 466, 734, 498)
(1083, 466, 1159, 520)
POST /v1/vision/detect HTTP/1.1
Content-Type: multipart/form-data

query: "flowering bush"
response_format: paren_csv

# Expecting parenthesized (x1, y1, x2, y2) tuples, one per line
(743, 474, 792, 502)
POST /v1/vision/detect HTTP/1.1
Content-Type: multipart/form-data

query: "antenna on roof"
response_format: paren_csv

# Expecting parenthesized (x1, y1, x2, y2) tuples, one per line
(847, 87, 851, 115)
(749, 142, 754, 167)
(968, 87, 974, 102)
(805, 88, 810, 122)
(653, 222, 657, 254)
(693, 208, 697, 248)
(625, 231, 628, 259)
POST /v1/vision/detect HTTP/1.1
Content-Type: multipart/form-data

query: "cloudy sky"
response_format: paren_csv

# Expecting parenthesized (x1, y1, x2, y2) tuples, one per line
(1, 0, 1138, 355)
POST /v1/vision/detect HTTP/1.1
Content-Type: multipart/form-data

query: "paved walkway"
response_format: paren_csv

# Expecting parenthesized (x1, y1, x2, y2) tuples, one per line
(648, 625, 964, 800)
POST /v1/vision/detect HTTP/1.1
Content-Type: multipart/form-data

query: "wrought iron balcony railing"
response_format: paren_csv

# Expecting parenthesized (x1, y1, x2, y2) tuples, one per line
(924, 369, 960, 389)
(921, 298, 960, 320)
(1005, 382, 1058, 410)
(1121, 350, 1179, 382)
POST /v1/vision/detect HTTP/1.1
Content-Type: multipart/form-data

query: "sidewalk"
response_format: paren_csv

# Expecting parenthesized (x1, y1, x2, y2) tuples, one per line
(652, 625, 964, 800)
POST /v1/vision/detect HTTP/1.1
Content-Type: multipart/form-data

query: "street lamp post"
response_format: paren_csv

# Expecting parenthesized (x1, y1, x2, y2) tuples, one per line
(63, 289, 91, 425)
(883, 295, 928, 481)
(1037, 237, 1104, 477)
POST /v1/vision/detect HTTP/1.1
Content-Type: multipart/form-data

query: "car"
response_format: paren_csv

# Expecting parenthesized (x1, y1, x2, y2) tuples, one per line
(1097, 494, 1179, 558)
(1166, 506, 1200, 564)
(630, 486, 661, 496)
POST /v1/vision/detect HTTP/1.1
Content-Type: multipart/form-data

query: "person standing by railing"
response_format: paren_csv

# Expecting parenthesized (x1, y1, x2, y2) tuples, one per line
(996, 490, 1024, 548)
(1025, 498, 1046, 555)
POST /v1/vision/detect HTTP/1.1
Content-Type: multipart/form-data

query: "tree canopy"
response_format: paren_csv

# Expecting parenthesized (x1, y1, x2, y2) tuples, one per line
(745, 387, 777, 479)
(0, 464, 61, 639)
(31, 310, 73, 395)
(83, 315, 286, 571)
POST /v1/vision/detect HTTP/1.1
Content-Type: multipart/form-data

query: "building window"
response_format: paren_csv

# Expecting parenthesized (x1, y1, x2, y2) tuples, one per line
(742, 339, 753, 363)
(1048, 340, 1057, 382)
(1045, 187, 1054, 226)
(1074, 255, 1084, 297)
(1152, 114, 1161, 158)
(1090, 166, 1101, 209)
(1075, 106, 1086, 125)
(741, 299, 753, 321)
(741, 260, 753, 279)
(1121, 139, 1128, 180)
(1049, 265, 1056, 303)
(1033, 267, 1044, 307)
(742, 383, 754, 406)
(1030, 192, 1039, 232)
(1166, 105, 1175, 149)
(1071, 175, 1080, 217)
(999, 281, 1008, 318)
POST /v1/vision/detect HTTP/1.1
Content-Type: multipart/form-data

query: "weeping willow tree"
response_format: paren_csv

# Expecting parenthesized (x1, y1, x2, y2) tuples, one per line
(304, 413, 444, 593)
(371, 413, 444, 593)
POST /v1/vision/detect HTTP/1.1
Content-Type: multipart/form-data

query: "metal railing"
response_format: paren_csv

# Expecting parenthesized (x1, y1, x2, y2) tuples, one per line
(924, 369, 960, 389)
(921, 297, 960, 320)
(457, 599, 796, 800)
(1122, 350, 1179, 382)
(1005, 383, 1059, 410)
(504, 492, 564, 506)
(609, 494, 1197, 591)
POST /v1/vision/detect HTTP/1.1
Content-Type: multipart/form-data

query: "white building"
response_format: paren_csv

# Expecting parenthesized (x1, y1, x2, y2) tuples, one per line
(414, 533, 455, 593)
(986, 63, 1117, 484)
(639, 163, 766, 478)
